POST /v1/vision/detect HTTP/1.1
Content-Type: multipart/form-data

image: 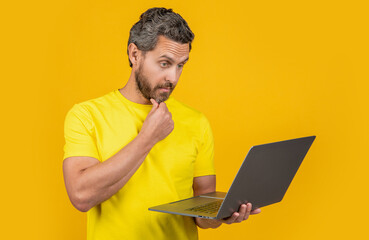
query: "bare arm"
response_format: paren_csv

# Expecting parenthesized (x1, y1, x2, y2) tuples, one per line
(63, 99, 173, 212)
(63, 131, 154, 212)
(192, 175, 262, 229)
(192, 175, 223, 229)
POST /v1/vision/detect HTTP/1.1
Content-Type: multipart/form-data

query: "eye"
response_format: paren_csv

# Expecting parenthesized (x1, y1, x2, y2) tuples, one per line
(160, 62, 169, 67)
(178, 64, 184, 69)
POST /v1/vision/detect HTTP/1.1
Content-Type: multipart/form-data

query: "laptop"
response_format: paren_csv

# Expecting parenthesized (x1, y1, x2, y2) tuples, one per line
(148, 135, 316, 219)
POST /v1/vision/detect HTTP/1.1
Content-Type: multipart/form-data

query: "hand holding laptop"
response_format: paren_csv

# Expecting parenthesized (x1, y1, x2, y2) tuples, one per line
(217, 203, 261, 224)
(194, 202, 261, 228)
(149, 136, 316, 220)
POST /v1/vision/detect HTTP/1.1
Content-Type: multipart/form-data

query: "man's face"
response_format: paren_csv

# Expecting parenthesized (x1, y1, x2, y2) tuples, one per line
(134, 35, 190, 103)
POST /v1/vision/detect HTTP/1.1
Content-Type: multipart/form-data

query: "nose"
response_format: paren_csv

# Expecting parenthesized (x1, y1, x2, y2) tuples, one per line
(165, 67, 179, 85)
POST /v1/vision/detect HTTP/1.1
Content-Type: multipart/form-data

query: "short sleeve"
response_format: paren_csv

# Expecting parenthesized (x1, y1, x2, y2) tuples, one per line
(63, 104, 100, 161)
(193, 114, 216, 177)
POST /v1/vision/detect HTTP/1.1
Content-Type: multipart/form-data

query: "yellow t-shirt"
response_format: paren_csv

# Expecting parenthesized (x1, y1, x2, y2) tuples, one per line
(63, 89, 216, 240)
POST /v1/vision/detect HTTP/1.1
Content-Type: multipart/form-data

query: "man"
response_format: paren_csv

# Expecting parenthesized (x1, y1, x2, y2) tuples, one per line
(63, 7, 261, 240)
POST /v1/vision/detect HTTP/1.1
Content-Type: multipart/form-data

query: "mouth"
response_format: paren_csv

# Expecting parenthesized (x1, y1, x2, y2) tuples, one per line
(159, 87, 171, 92)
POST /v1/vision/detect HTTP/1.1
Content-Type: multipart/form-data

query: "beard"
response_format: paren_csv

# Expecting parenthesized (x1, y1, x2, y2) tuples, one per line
(135, 63, 175, 104)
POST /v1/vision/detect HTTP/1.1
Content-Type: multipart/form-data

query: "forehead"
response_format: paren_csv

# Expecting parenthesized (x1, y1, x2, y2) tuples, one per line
(148, 35, 189, 62)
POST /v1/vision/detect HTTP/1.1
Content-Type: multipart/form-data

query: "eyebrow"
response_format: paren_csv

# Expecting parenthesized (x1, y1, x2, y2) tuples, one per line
(159, 54, 189, 64)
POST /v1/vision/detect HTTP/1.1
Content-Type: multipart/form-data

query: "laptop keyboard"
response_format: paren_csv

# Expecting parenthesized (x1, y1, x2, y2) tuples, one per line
(185, 200, 223, 214)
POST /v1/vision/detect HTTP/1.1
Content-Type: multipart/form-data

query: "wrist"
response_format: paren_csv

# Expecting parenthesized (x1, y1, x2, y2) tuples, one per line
(136, 131, 157, 151)
(195, 217, 222, 229)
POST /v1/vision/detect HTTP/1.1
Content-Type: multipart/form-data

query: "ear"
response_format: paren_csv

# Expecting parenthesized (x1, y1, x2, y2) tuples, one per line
(128, 43, 143, 67)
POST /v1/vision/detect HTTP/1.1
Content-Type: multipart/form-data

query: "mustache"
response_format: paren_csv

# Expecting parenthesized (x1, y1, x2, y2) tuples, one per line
(156, 82, 174, 89)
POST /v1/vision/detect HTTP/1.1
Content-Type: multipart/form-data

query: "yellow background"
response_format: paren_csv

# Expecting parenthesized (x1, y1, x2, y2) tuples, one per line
(1, 0, 368, 239)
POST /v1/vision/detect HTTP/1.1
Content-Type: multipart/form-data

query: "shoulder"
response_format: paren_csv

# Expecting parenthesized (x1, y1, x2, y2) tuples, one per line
(167, 97, 207, 119)
(167, 97, 211, 130)
(64, 90, 118, 131)
(67, 90, 117, 116)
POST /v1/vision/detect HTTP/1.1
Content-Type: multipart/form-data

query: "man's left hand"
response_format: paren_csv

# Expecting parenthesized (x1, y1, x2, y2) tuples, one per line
(217, 202, 261, 224)
(195, 202, 261, 229)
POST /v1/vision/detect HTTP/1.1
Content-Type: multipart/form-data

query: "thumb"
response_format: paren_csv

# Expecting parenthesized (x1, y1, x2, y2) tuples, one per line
(150, 98, 159, 111)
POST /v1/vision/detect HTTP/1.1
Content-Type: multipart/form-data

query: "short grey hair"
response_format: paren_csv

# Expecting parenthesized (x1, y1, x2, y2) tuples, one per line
(127, 7, 195, 67)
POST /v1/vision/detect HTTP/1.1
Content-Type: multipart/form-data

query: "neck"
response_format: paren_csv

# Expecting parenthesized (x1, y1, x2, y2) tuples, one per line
(119, 71, 151, 105)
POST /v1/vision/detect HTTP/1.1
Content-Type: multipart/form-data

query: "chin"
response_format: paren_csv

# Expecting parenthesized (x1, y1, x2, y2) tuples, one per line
(153, 92, 171, 103)
(156, 96, 169, 103)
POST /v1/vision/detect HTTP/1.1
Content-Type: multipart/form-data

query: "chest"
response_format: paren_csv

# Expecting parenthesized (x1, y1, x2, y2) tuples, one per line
(93, 109, 200, 167)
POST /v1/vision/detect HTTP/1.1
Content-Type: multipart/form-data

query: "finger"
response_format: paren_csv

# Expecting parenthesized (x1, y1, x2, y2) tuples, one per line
(226, 212, 239, 224)
(251, 208, 261, 215)
(219, 212, 236, 224)
(243, 203, 252, 221)
(235, 204, 247, 222)
(149, 99, 159, 115)
(150, 98, 159, 108)
(158, 101, 168, 110)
